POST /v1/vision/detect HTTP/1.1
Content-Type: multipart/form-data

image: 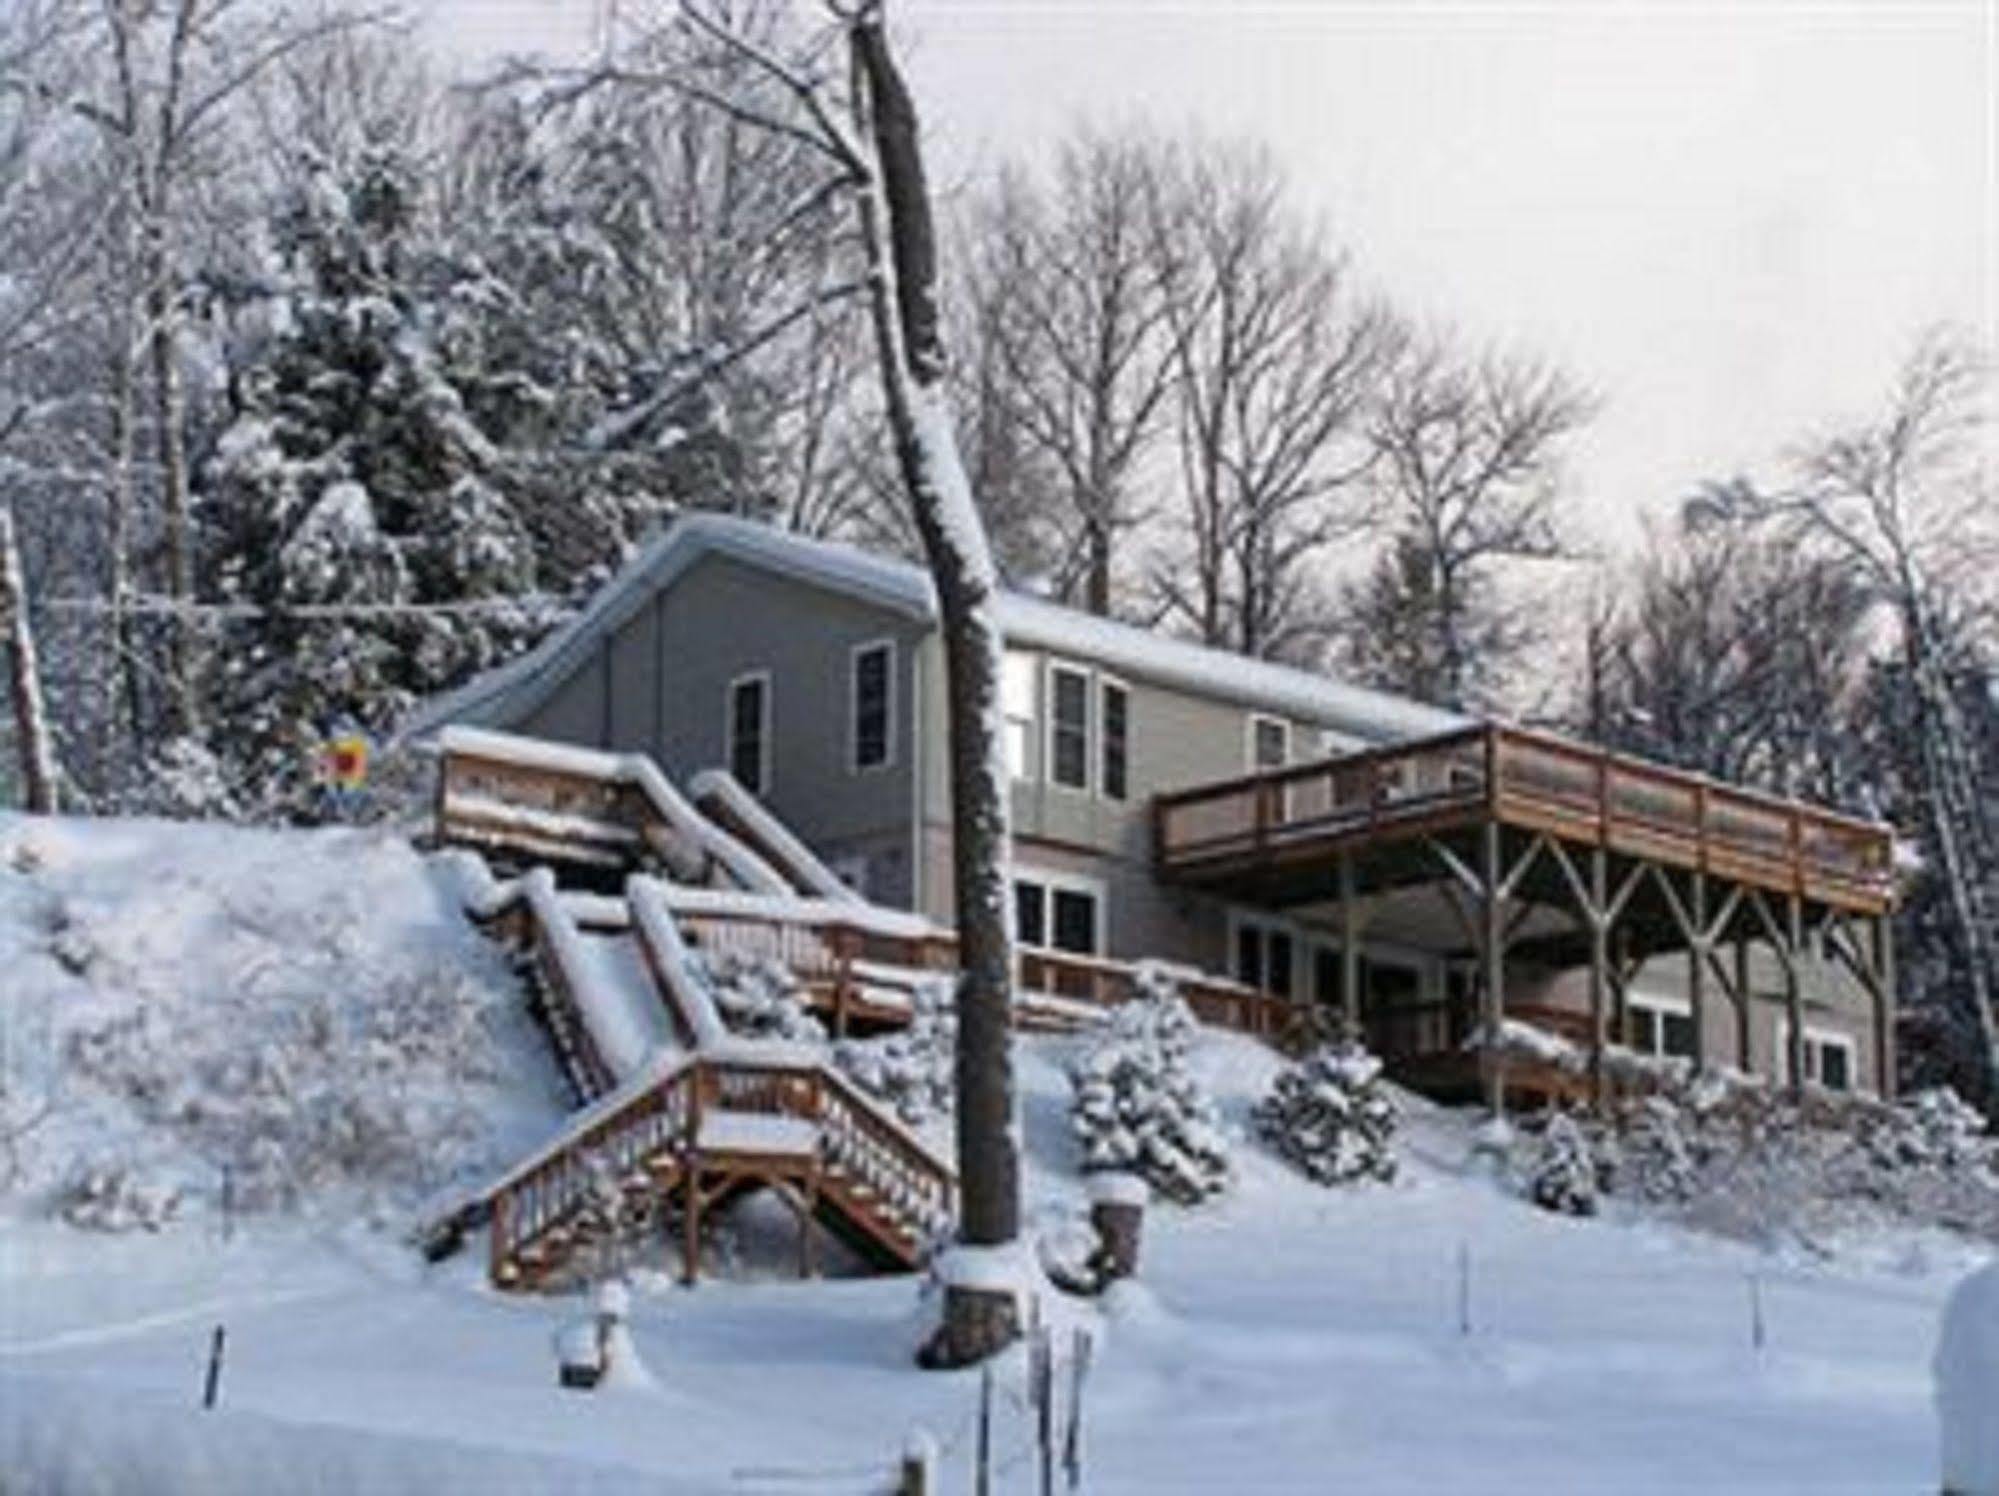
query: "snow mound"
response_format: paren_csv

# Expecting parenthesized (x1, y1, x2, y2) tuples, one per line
(1935, 1258, 1999, 1493)
(0, 814, 562, 1228)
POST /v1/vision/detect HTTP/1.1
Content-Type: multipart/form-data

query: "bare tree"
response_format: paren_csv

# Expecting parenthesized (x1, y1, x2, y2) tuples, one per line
(1342, 339, 1593, 710)
(0, 503, 58, 811)
(1695, 326, 1999, 1101)
(1148, 140, 1400, 661)
(958, 127, 1177, 614)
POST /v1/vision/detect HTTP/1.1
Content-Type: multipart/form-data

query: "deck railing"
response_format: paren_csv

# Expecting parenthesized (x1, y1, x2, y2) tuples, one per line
(1155, 721, 1895, 909)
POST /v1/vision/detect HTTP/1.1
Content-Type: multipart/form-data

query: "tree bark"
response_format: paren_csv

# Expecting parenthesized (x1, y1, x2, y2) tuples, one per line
(0, 504, 59, 813)
(849, 11, 1020, 1366)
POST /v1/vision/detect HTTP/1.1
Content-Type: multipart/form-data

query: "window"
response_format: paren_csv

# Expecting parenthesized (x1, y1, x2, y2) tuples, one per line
(1249, 714, 1289, 773)
(1003, 652, 1038, 781)
(1014, 872, 1102, 955)
(1049, 664, 1091, 790)
(1780, 1017, 1858, 1092)
(728, 672, 770, 796)
(1629, 997, 1697, 1060)
(1232, 914, 1295, 1000)
(850, 641, 894, 772)
(1100, 678, 1129, 802)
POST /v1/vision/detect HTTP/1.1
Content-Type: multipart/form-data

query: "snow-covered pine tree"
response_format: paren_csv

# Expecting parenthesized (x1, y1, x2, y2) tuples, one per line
(1253, 1038, 1399, 1185)
(686, 950, 826, 1044)
(1528, 1111, 1602, 1216)
(1611, 1094, 1700, 1205)
(1069, 965, 1230, 1204)
(200, 146, 550, 813)
(834, 978, 955, 1124)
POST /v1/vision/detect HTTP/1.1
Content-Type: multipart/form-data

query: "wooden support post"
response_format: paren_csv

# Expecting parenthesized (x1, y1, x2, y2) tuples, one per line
(1873, 913, 1897, 1101)
(1688, 871, 1708, 1077)
(1784, 895, 1806, 1100)
(1734, 936, 1752, 1074)
(1609, 925, 1632, 1050)
(1482, 822, 1506, 1118)
(1588, 845, 1609, 1108)
(682, 1168, 702, 1286)
(1339, 851, 1361, 1038)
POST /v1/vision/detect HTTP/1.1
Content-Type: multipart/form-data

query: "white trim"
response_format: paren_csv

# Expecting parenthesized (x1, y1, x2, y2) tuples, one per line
(1777, 1014, 1860, 1092)
(1245, 712, 1291, 772)
(1228, 909, 1300, 999)
(848, 637, 897, 775)
(725, 669, 772, 798)
(1046, 659, 1093, 794)
(1012, 862, 1107, 956)
(1098, 672, 1131, 803)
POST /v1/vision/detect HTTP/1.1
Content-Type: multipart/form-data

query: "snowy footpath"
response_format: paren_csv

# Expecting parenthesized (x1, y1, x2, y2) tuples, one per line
(0, 1033, 1977, 1495)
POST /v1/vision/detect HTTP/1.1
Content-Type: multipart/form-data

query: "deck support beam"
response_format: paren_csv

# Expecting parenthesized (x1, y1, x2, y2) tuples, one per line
(1338, 850, 1361, 1037)
(1481, 822, 1506, 1119)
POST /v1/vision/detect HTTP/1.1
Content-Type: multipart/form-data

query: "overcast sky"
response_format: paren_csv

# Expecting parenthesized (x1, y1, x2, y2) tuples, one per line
(429, 0, 1995, 554)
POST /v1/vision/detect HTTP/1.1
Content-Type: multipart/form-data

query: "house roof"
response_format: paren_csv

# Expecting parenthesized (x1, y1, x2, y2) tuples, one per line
(403, 512, 1469, 744)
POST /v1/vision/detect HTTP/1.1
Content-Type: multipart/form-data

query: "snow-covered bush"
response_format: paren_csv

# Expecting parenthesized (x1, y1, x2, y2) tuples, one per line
(57, 1162, 181, 1233)
(1252, 1040, 1399, 1186)
(686, 950, 825, 1044)
(1528, 1112, 1603, 1217)
(1069, 967, 1230, 1204)
(1859, 1087, 1993, 1177)
(1609, 1095, 1700, 1205)
(834, 979, 954, 1124)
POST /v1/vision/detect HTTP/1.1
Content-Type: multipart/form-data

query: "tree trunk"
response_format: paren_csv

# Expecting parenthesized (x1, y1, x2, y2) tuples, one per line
(850, 12, 1020, 1367)
(0, 504, 59, 813)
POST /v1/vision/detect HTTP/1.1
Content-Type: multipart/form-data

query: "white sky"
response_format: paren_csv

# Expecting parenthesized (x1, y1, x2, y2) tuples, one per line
(427, 0, 1996, 556)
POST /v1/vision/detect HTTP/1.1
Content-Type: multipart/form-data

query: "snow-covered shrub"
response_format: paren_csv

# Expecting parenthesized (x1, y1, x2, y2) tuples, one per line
(834, 979, 954, 1124)
(1528, 1112, 1603, 1217)
(1252, 1040, 1399, 1186)
(57, 1161, 181, 1233)
(1609, 1095, 1700, 1205)
(1859, 1087, 1994, 1176)
(686, 950, 825, 1044)
(1069, 968, 1230, 1204)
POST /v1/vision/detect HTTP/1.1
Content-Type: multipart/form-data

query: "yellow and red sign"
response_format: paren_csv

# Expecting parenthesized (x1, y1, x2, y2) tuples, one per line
(320, 734, 370, 791)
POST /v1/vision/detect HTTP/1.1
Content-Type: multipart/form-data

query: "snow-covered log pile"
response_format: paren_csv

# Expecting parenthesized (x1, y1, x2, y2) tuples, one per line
(0, 816, 558, 1228)
(1069, 966, 1231, 1204)
(1252, 1040, 1399, 1186)
(834, 978, 955, 1124)
(683, 949, 826, 1045)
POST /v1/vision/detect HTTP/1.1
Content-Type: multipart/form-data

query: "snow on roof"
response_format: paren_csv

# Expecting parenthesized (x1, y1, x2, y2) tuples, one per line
(404, 512, 1468, 745)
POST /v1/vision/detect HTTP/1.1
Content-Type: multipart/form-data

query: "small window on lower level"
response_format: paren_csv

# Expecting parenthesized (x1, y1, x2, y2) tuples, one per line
(1014, 875, 1101, 956)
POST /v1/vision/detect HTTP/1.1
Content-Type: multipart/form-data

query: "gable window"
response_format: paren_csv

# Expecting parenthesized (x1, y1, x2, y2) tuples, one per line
(1100, 678, 1129, 802)
(1003, 652, 1039, 781)
(1249, 714, 1289, 774)
(728, 672, 770, 796)
(850, 641, 894, 772)
(1014, 872, 1102, 956)
(1049, 664, 1091, 791)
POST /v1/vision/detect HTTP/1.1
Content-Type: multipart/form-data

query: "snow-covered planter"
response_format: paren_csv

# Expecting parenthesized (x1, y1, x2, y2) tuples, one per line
(1069, 969, 1230, 1205)
(1935, 1259, 1999, 1494)
(1252, 1040, 1399, 1186)
(1528, 1112, 1603, 1217)
(685, 950, 825, 1044)
(833, 979, 954, 1123)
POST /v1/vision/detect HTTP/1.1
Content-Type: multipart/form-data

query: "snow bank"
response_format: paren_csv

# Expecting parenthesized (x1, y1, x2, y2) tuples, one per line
(0, 814, 559, 1225)
(0, 1372, 665, 1495)
(1936, 1258, 1999, 1492)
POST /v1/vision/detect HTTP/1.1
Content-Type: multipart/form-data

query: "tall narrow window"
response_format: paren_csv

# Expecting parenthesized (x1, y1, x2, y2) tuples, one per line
(1049, 664, 1090, 790)
(1250, 714, 1289, 773)
(1003, 652, 1038, 781)
(1100, 679, 1129, 802)
(851, 641, 893, 771)
(728, 673, 769, 796)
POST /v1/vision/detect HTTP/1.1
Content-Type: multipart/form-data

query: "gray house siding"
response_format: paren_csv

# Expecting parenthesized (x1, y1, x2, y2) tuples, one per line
(512, 552, 927, 909)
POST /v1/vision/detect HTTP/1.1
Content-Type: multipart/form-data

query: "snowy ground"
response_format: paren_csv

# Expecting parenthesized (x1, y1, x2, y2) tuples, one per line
(0, 815, 1980, 1493)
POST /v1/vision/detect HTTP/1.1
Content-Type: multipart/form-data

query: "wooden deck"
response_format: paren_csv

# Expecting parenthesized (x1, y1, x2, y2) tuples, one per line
(1153, 721, 1896, 916)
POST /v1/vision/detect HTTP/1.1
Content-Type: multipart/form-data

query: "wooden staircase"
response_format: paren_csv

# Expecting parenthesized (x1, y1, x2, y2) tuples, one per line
(481, 1054, 955, 1291)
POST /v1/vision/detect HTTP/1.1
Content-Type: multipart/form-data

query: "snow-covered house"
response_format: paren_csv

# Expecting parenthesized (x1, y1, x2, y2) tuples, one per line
(410, 513, 1899, 1105)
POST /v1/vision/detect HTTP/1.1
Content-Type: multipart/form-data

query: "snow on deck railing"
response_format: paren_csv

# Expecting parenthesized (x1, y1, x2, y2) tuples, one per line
(654, 884, 947, 944)
(689, 767, 864, 906)
(522, 869, 661, 1083)
(628, 875, 729, 1050)
(437, 726, 792, 897)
